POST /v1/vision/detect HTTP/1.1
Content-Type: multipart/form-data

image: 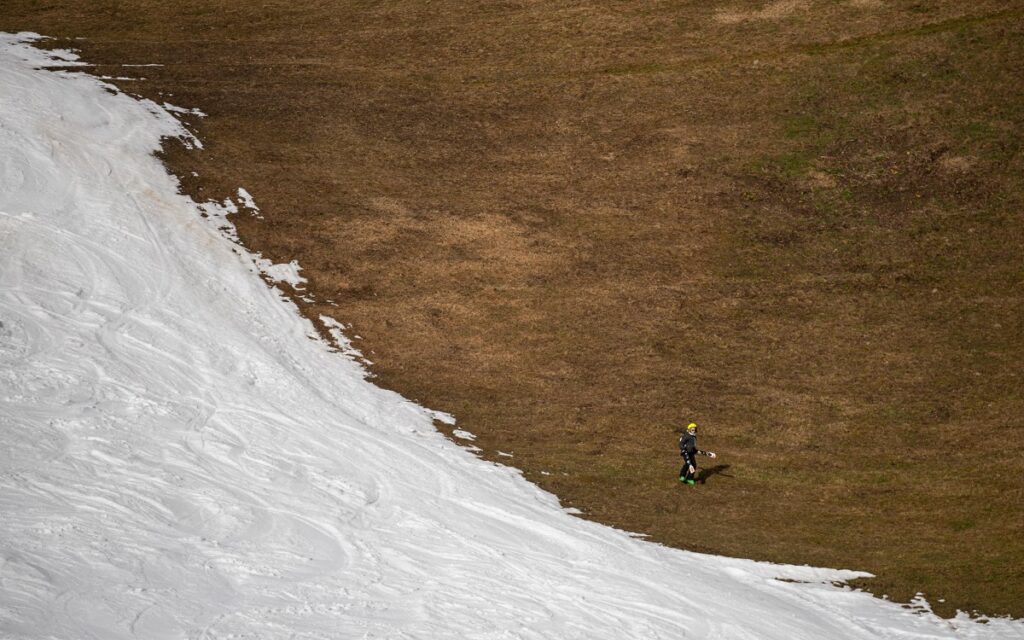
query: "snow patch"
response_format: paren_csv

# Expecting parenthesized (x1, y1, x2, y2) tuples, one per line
(257, 259, 306, 289)
(237, 187, 259, 212)
(320, 314, 374, 372)
(162, 102, 206, 117)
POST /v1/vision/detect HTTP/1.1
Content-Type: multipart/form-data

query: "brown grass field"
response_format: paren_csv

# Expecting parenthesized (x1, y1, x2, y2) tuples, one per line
(3, 0, 1022, 618)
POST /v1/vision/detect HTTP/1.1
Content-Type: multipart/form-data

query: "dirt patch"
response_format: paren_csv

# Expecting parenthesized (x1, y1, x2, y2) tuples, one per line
(3, 0, 1022, 618)
(938, 154, 976, 173)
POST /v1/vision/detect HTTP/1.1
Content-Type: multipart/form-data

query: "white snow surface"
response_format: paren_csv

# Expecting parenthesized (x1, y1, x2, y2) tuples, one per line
(237, 187, 259, 213)
(259, 259, 307, 290)
(0, 33, 1021, 640)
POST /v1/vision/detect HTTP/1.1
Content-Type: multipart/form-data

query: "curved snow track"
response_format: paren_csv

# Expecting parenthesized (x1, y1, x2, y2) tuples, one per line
(0, 33, 1020, 640)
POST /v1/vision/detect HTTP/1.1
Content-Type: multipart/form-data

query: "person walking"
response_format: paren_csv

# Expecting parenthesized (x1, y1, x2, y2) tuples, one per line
(679, 422, 715, 485)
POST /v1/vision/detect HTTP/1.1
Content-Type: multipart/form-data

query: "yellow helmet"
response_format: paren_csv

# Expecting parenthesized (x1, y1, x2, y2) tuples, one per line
(686, 422, 698, 434)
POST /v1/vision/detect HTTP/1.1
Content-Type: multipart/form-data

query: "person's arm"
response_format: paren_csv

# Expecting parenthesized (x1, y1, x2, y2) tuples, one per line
(698, 448, 717, 459)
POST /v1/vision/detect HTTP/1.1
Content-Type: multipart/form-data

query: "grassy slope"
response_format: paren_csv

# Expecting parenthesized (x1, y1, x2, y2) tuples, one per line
(3, 0, 1022, 617)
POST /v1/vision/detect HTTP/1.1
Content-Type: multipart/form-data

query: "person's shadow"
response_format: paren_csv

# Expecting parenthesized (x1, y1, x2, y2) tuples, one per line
(698, 464, 732, 485)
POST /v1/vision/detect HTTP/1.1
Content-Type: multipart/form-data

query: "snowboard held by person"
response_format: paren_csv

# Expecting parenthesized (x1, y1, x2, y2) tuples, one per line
(678, 422, 715, 485)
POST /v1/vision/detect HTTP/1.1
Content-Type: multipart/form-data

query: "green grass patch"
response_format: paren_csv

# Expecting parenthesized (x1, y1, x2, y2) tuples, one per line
(950, 518, 977, 532)
(752, 151, 813, 178)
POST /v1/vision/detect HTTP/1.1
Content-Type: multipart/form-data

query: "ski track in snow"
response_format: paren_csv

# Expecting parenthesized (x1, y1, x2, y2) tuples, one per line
(0, 32, 1021, 640)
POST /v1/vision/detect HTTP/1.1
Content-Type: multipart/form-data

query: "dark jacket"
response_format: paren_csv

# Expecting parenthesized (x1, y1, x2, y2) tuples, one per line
(679, 433, 702, 466)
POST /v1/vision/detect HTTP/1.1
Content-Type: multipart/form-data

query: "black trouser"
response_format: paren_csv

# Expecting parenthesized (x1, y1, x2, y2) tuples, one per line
(679, 459, 696, 482)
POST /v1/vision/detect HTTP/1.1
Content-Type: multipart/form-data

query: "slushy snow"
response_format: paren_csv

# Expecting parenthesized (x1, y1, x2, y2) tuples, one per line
(0, 33, 1021, 639)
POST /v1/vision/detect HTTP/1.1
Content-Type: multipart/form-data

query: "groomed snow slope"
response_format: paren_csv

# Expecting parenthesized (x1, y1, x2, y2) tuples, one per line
(0, 33, 1020, 640)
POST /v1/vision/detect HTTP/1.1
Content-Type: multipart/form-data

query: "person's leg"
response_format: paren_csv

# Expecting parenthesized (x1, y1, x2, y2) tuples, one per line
(679, 463, 696, 485)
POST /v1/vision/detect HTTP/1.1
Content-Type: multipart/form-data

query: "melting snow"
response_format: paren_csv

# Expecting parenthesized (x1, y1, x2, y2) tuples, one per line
(237, 187, 259, 213)
(258, 258, 307, 289)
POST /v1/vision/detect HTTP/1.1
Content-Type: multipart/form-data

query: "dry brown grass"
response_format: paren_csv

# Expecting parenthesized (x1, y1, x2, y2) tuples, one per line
(4, 0, 1022, 618)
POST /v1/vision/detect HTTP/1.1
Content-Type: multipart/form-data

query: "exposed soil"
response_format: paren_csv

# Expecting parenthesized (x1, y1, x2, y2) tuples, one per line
(3, 0, 1022, 618)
